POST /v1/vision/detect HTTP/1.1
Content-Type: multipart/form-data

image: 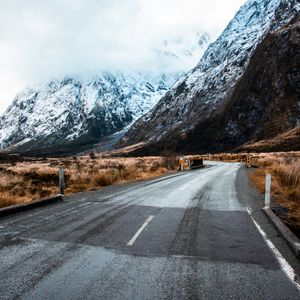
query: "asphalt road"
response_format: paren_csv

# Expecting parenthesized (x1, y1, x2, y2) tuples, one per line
(0, 162, 299, 299)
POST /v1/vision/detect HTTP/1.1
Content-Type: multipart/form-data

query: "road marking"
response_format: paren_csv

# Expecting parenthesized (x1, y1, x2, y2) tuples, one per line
(180, 184, 190, 191)
(127, 215, 154, 246)
(246, 208, 300, 291)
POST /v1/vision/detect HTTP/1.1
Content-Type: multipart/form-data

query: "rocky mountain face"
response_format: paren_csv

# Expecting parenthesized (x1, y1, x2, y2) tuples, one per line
(121, 0, 300, 154)
(182, 14, 300, 153)
(0, 73, 180, 156)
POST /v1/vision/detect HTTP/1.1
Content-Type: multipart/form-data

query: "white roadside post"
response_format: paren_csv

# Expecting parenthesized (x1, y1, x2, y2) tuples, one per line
(59, 167, 65, 196)
(265, 174, 271, 208)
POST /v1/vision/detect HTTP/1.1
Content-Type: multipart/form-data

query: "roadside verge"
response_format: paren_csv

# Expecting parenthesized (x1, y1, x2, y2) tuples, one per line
(0, 195, 63, 218)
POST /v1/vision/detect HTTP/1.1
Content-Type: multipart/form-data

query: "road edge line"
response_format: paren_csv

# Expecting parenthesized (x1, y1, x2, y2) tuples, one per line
(262, 207, 300, 258)
(246, 208, 300, 291)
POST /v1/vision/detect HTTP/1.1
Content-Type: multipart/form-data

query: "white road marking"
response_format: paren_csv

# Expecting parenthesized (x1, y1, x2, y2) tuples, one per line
(180, 184, 190, 191)
(127, 215, 154, 246)
(246, 208, 300, 291)
(79, 202, 95, 207)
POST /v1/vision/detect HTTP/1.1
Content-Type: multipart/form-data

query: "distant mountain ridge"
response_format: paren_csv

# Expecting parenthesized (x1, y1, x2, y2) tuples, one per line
(121, 0, 300, 154)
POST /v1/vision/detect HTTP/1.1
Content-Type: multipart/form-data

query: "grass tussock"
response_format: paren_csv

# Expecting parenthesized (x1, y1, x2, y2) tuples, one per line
(0, 155, 178, 209)
(248, 152, 300, 231)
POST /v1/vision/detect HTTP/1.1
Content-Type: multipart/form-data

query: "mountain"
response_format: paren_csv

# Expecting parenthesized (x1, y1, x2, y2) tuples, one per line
(0, 72, 180, 156)
(0, 32, 211, 157)
(183, 14, 300, 153)
(121, 0, 300, 154)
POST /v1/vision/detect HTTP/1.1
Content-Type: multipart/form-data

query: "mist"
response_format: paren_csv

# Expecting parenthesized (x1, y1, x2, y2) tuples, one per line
(0, 0, 245, 113)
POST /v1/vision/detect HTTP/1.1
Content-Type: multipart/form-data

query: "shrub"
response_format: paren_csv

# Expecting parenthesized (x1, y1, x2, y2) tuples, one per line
(150, 161, 160, 172)
(162, 155, 178, 170)
(94, 172, 114, 186)
(89, 152, 97, 159)
(273, 161, 300, 191)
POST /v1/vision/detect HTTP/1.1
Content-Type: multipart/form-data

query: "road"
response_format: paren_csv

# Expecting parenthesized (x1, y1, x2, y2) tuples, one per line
(0, 162, 299, 299)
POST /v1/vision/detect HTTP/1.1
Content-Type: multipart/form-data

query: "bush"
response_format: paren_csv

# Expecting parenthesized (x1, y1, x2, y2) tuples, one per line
(166, 157, 179, 170)
(161, 151, 178, 170)
(273, 162, 300, 191)
(150, 161, 160, 172)
(94, 172, 114, 186)
(89, 152, 97, 159)
(23, 171, 59, 184)
(0, 196, 18, 208)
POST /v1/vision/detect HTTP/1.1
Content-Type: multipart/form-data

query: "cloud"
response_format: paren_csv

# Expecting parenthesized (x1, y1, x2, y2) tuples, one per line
(0, 0, 245, 113)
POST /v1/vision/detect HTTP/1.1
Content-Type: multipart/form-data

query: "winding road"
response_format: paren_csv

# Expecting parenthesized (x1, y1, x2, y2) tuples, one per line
(0, 162, 299, 299)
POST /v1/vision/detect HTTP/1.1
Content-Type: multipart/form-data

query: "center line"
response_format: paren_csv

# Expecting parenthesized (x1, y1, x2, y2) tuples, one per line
(180, 184, 189, 191)
(127, 215, 154, 246)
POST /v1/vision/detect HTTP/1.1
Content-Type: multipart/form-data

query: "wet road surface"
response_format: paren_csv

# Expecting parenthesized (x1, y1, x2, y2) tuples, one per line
(0, 162, 299, 299)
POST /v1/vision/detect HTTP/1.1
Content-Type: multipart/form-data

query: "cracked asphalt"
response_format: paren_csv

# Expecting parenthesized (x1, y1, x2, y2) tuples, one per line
(0, 161, 299, 299)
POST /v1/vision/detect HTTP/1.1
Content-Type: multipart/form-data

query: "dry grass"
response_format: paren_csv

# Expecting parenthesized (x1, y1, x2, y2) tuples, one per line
(0, 154, 178, 209)
(249, 152, 300, 230)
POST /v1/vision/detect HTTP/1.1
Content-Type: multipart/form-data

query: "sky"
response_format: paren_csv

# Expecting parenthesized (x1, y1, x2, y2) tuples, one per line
(0, 0, 246, 113)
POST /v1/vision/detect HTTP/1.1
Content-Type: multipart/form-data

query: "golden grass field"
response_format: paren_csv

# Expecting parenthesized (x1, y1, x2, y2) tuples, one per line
(250, 152, 300, 231)
(0, 154, 178, 209)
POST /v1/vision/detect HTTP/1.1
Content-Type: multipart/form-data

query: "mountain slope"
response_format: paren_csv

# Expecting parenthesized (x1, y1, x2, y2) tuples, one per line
(239, 125, 300, 153)
(121, 0, 300, 154)
(0, 72, 179, 156)
(181, 15, 300, 153)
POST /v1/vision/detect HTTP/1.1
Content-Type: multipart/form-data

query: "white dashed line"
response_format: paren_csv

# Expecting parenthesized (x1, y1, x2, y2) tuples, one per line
(127, 215, 154, 246)
(246, 208, 300, 291)
(180, 184, 190, 191)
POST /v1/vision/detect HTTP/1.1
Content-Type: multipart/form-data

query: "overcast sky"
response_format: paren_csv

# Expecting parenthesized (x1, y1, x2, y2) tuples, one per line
(0, 0, 245, 113)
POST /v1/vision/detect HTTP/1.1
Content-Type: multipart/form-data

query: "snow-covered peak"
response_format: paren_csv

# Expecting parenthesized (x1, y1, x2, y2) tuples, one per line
(180, 0, 298, 106)
(0, 71, 180, 154)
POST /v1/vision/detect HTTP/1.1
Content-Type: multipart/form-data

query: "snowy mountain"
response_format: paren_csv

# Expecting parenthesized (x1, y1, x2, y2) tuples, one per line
(0, 30, 211, 156)
(0, 72, 180, 156)
(121, 0, 300, 153)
